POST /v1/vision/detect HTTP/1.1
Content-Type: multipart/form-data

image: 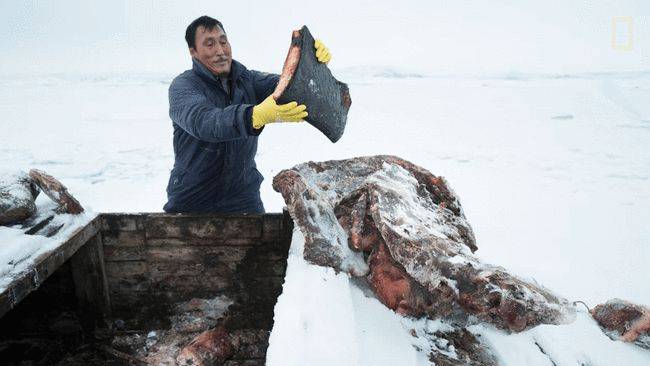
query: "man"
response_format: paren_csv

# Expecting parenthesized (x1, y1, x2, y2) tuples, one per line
(163, 16, 331, 214)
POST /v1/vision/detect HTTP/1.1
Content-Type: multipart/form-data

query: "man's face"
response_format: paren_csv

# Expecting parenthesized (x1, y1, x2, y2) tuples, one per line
(190, 25, 232, 77)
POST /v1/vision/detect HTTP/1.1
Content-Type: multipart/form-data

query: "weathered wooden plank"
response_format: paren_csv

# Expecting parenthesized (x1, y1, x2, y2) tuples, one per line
(103, 245, 146, 261)
(145, 246, 253, 264)
(104, 260, 148, 278)
(261, 215, 282, 243)
(105, 260, 150, 293)
(101, 213, 144, 232)
(106, 264, 151, 296)
(92, 211, 295, 350)
(148, 261, 235, 279)
(0, 216, 101, 319)
(149, 274, 232, 295)
(144, 215, 263, 240)
(146, 237, 258, 247)
(107, 278, 150, 294)
(70, 234, 112, 333)
(243, 247, 290, 262)
(102, 230, 145, 247)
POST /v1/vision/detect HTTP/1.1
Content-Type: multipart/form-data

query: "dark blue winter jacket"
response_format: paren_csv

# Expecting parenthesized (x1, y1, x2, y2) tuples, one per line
(163, 58, 279, 214)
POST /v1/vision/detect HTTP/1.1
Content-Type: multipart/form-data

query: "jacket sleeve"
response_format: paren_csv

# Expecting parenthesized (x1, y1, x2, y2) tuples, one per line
(168, 77, 258, 142)
(249, 70, 280, 104)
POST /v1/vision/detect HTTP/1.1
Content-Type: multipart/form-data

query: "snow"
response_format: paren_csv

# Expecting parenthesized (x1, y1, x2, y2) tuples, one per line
(1, 1, 649, 363)
(288, 162, 370, 275)
(0, 69, 636, 306)
(473, 311, 650, 365)
(0, 196, 96, 293)
(2, 2, 649, 76)
(1, 69, 648, 363)
(0, 170, 33, 203)
(366, 162, 456, 241)
(267, 228, 431, 366)
(1, 70, 648, 362)
(268, 228, 650, 365)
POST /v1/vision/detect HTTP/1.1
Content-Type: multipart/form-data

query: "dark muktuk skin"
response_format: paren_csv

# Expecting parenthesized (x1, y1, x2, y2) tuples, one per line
(273, 26, 351, 143)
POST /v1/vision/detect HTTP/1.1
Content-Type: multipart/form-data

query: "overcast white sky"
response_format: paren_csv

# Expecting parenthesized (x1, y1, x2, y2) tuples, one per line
(1, 0, 648, 76)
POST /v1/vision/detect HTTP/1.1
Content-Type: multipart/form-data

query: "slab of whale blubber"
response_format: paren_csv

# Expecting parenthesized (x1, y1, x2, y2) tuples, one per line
(273, 26, 351, 143)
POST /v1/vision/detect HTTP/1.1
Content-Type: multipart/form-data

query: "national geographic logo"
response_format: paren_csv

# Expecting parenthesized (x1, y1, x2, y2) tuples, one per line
(612, 16, 633, 51)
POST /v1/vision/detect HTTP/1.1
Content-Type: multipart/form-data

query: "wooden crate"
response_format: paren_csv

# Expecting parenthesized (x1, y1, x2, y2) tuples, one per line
(0, 211, 294, 365)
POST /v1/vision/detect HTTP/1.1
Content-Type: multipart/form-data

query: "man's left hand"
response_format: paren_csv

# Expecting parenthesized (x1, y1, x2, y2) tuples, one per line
(314, 39, 332, 64)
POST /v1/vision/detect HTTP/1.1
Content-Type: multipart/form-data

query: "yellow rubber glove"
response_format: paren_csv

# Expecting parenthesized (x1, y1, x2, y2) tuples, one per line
(252, 95, 308, 129)
(314, 39, 332, 64)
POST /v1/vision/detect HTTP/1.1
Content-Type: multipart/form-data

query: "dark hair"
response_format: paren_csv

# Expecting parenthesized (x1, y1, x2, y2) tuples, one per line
(185, 16, 225, 49)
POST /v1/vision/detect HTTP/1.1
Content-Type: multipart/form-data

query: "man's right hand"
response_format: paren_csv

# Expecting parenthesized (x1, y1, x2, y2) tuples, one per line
(252, 95, 308, 130)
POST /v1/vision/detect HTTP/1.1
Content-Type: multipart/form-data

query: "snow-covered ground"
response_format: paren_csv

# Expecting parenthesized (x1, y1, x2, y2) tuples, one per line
(2, 67, 649, 362)
(1, 70, 648, 308)
(267, 229, 650, 365)
(2, 2, 648, 364)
